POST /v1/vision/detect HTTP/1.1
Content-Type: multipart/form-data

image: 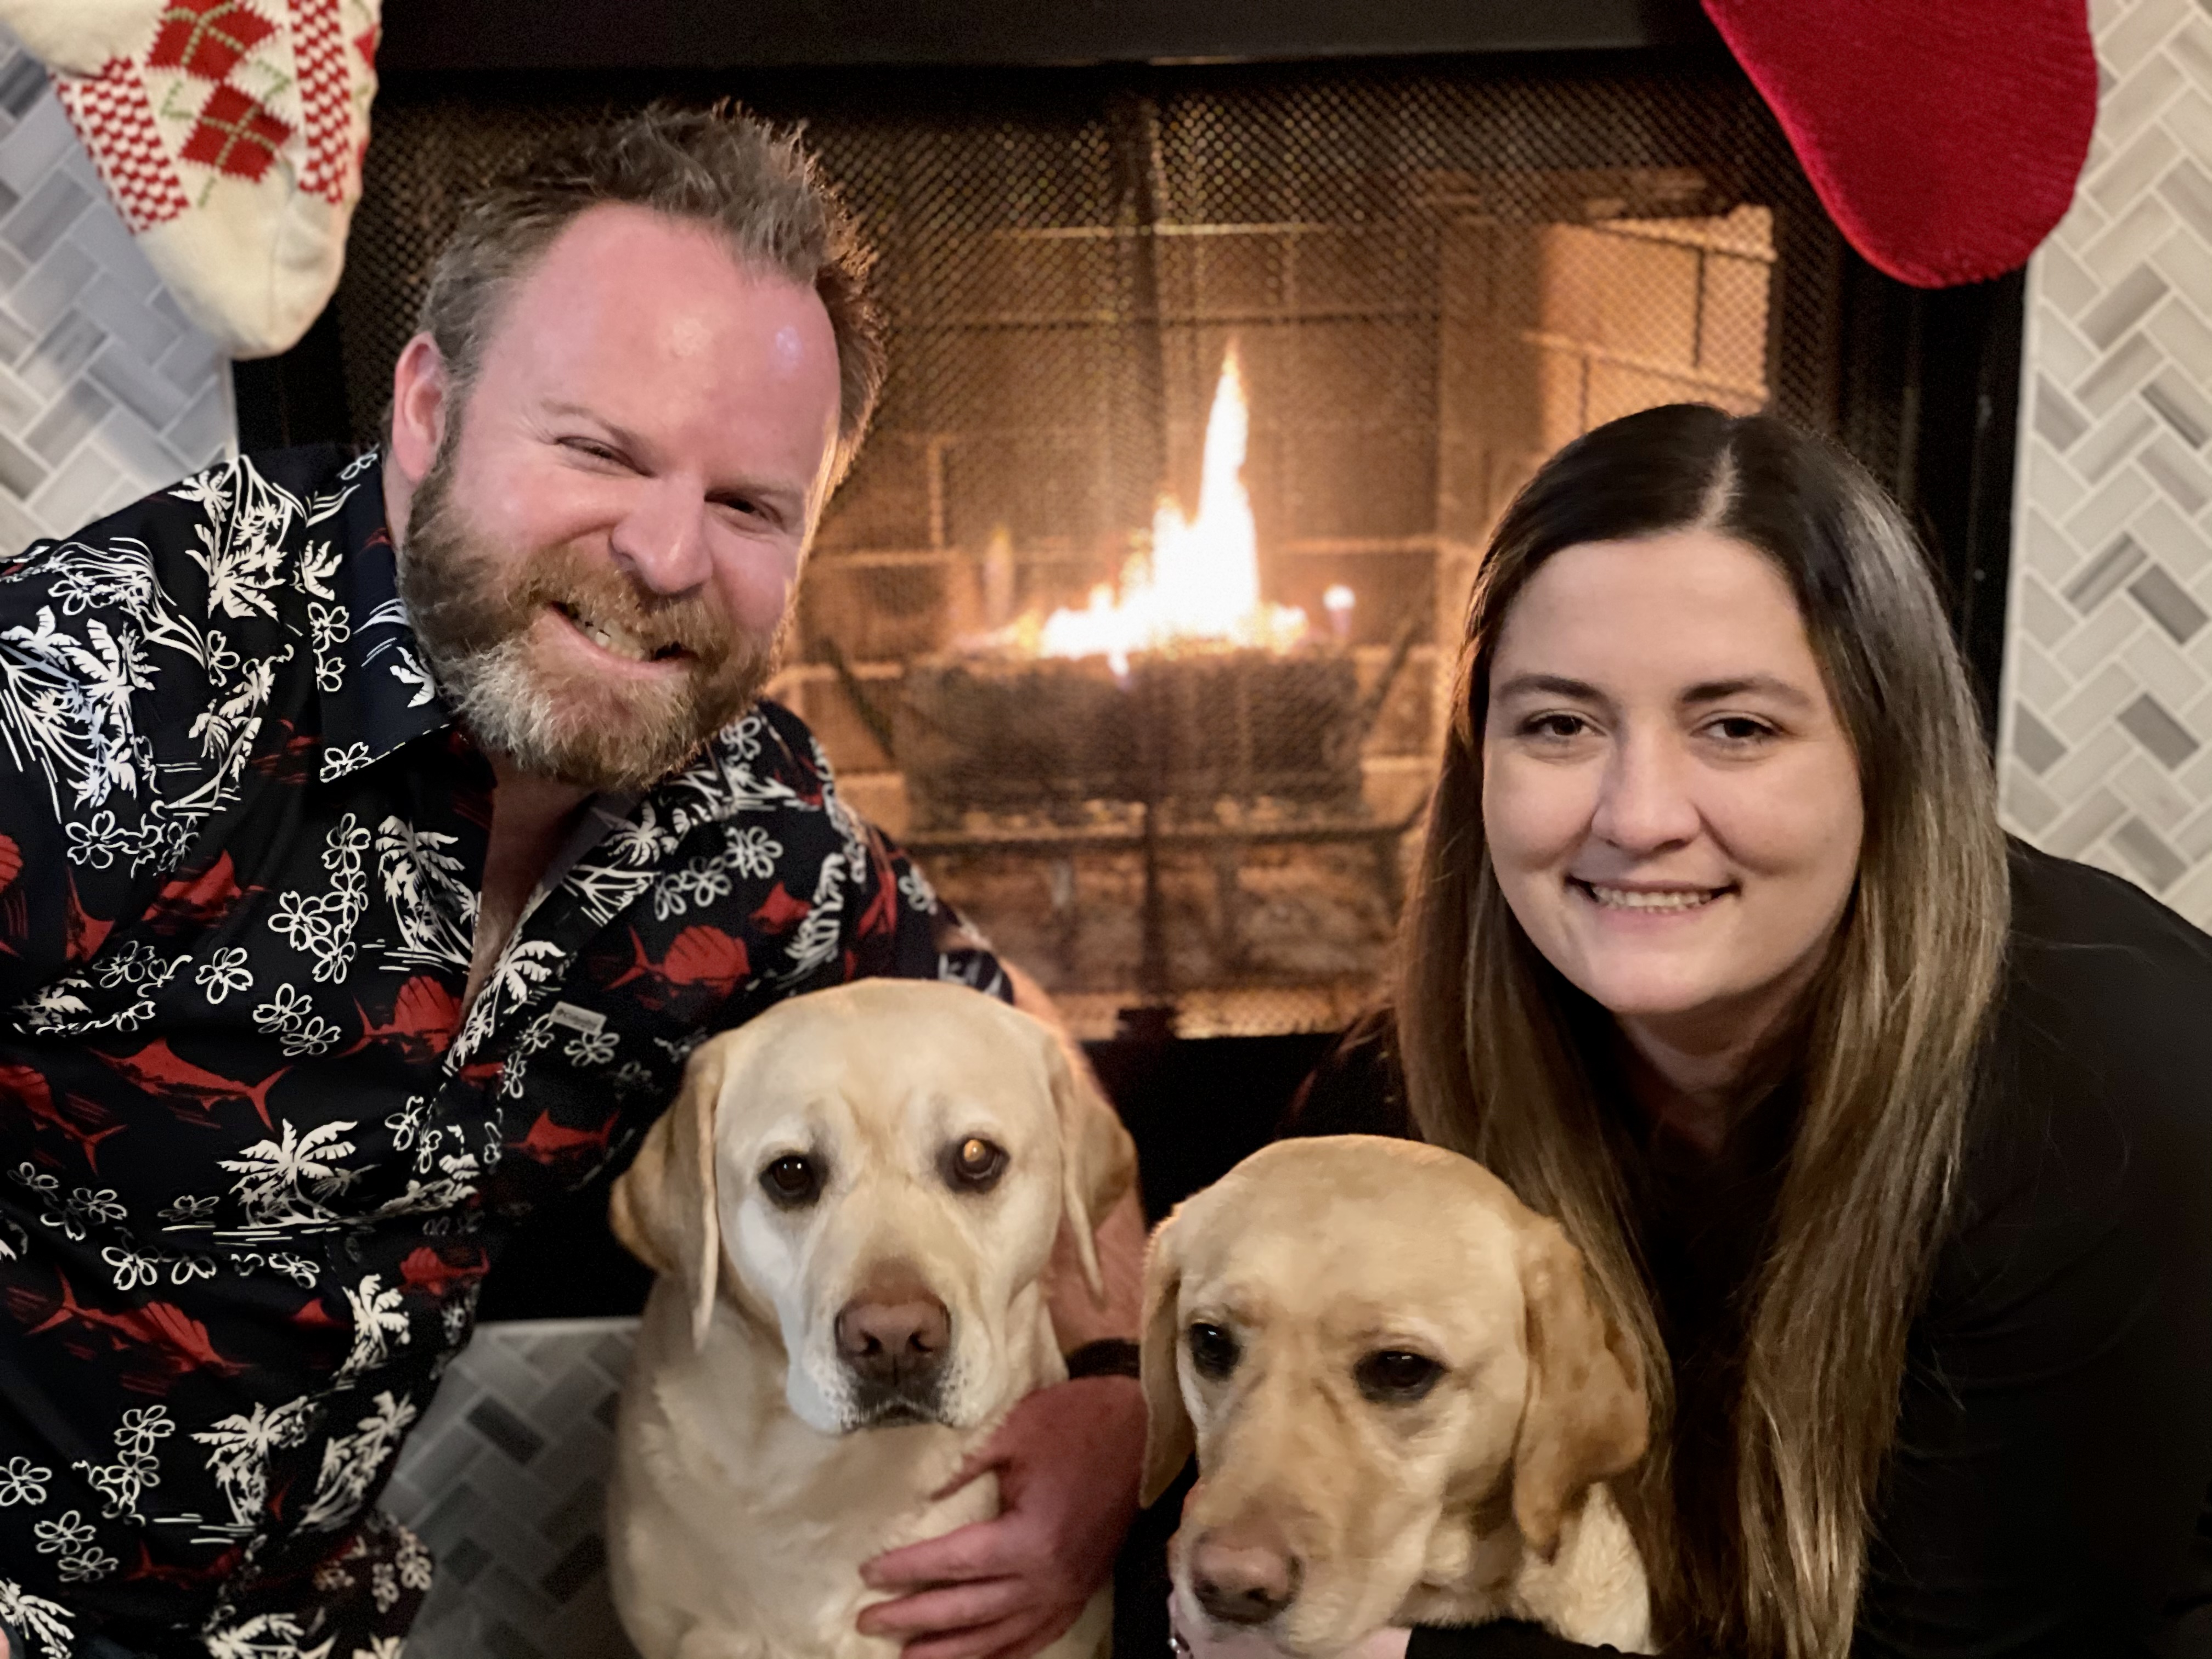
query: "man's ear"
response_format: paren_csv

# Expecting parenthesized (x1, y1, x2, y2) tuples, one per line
(1510, 1214, 1647, 1560)
(1138, 1210, 1195, 1508)
(387, 331, 453, 485)
(1042, 1030, 1138, 1305)
(608, 1040, 730, 1351)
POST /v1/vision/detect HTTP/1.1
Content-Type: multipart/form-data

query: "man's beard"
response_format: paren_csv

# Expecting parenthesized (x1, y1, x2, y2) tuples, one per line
(394, 434, 784, 793)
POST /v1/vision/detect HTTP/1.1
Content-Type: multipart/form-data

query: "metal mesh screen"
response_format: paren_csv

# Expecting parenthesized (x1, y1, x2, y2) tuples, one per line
(340, 59, 1836, 1037)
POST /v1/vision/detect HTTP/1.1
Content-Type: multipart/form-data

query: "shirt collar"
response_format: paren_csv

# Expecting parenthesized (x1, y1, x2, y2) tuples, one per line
(316, 449, 456, 782)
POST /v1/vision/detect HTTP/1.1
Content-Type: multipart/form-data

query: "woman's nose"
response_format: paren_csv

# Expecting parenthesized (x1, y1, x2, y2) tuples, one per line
(1589, 731, 1701, 853)
(609, 478, 713, 597)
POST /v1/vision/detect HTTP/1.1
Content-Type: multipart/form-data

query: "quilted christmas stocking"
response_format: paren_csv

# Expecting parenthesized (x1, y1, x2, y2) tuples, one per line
(0, 0, 380, 358)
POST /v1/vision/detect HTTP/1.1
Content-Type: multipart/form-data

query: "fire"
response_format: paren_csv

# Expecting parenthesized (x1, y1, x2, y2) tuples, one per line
(1035, 345, 1313, 676)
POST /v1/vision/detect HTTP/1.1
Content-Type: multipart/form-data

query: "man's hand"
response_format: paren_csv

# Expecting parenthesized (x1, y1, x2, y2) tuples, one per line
(857, 1374, 1145, 1659)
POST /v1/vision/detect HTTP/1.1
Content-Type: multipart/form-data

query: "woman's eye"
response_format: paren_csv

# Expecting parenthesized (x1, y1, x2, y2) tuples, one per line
(1707, 716, 1776, 744)
(1188, 1322, 1240, 1379)
(759, 1154, 824, 1208)
(1521, 713, 1589, 741)
(944, 1136, 1008, 1192)
(1355, 1348, 1444, 1403)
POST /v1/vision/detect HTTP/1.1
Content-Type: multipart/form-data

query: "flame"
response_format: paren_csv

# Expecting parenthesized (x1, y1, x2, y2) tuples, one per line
(1035, 345, 1312, 675)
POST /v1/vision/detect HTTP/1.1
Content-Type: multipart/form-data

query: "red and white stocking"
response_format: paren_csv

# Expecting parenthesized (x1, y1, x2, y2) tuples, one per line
(0, 0, 381, 359)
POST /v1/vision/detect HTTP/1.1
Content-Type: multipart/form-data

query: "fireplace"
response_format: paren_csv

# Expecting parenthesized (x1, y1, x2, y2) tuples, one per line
(240, 8, 2025, 1041)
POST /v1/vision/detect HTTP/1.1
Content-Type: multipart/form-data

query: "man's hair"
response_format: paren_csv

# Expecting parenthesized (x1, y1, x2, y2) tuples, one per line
(411, 101, 885, 482)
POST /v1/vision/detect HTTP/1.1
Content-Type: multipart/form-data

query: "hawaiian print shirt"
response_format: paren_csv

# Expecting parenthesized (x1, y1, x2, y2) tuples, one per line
(0, 447, 1006, 1659)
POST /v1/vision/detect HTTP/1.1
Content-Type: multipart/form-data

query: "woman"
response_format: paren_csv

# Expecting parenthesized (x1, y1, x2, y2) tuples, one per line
(1203, 404, 2212, 1658)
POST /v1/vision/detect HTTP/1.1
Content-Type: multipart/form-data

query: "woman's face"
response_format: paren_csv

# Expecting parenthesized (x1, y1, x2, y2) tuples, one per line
(1481, 527, 1865, 1054)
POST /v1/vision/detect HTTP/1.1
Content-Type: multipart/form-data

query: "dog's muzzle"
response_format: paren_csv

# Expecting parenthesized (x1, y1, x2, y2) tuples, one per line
(834, 1284, 952, 1424)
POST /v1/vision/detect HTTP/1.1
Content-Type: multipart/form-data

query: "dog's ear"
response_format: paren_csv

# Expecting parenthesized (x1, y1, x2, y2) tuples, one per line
(1510, 1213, 1647, 1560)
(608, 1039, 729, 1351)
(1138, 1209, 1196, 1508)
(1042, 1032, 1138, 1305)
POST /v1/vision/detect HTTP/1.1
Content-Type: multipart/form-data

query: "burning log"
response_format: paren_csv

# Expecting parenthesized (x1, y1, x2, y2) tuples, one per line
(897, 648, 1363, 828)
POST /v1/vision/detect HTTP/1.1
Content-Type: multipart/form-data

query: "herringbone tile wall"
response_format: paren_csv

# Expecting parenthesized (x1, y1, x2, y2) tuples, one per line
(0, 27, 234, 556)
(2005, 0, 2212, 923)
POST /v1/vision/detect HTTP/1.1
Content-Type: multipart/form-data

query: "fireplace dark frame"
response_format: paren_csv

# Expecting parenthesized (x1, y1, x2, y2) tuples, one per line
(234, 0, 2028, 1291)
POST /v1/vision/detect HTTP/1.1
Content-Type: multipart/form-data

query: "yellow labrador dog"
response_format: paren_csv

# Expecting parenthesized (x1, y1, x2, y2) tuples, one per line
(1142, 1135, 1651, 1657)
(605, 978, 1135, 1659)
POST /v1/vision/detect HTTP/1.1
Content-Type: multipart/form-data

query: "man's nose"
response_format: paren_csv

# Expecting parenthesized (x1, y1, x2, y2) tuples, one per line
(608, 477, 713, 597)
(1588, 730, 1701, 853)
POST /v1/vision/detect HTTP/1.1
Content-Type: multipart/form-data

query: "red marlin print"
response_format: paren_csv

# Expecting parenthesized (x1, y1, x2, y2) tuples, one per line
(95, 1040, 289, 1129)
(603, 924, 749, 1011)
(399, 1242, 491, 1299)
(19, 1271, 247, 1385)
(64, 874, 114, 967)
(346, 974, 461, 1064)
(854, 830, 901, 942)
(0, 1063, 126, 1170)
(0, 830, 21, 950)
(751, 882, 811, 936)
(0, 831, 19, 895)
(125, 1540, 244, 1588)
(247, 719, 321, 787)
(142, 850, 252, 936)
(511, 1105, 622, 1165)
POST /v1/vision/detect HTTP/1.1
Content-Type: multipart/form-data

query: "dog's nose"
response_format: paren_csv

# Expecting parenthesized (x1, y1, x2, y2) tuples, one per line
(1190, 1523, 1301, 1626)
(834, 1291, 951, 1386)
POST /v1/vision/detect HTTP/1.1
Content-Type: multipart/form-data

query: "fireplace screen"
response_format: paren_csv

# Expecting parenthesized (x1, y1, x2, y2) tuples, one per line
(337, 58, 1835, 1037)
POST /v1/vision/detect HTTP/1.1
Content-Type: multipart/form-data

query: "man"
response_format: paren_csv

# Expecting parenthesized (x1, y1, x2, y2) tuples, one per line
(0, 106, 1146, 1659)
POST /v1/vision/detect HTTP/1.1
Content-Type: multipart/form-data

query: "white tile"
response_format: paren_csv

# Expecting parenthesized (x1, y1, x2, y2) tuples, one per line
(2044, 721, 2136, 801)
(2099, 51, 2187, 151)
(2001, 761, 2064, 834)
(2052, 659, 2143, 738)
(2132, 493, 2212, 577)
(2065, 465, 2156, 547)
(2120, 605, 2211, 705)
(2115, 751, 2194, 830)
(2021, 568, 2077, 647)
(2036, 242, 2103, 317)
(2045, 785, 2130, 855)
(2009, 634, 2074, 713)
(2026, 436, 2092, 520)
(2104, 0, 2185, 80)
(2164, 850, 2212, 924)
(2149, 219, 2212, 311)
(2163, 86, 2212, 166)
(2087, 194, 2179, 284)
(2146, 288, 2212, 366)
(2039, 309, 2101, 386)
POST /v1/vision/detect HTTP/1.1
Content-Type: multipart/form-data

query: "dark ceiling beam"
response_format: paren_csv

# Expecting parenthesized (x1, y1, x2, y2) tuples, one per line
(379, 0, 1718, 73)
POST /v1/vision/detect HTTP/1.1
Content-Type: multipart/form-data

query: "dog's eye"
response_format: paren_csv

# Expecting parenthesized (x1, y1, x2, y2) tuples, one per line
(759, 1154, 823, 1208)
(1187, 1322, 1240, 1379)
(1355, 1348, 1444, 1403)
(944, 1136, 1008, 1192)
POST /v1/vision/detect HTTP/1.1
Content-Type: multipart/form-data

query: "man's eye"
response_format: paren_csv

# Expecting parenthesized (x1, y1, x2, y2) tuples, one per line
(1355, 1348, 1444, 1403)
(944, 1136, 1008, 1192)
(1188, 1322, 1240, 1379)
(759, 1154, 824, 1207)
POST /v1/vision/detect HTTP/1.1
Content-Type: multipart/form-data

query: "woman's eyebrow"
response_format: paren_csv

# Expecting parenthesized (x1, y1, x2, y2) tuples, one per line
(1680, 674, 1816, 710)
(1493, 672, 1605, 702)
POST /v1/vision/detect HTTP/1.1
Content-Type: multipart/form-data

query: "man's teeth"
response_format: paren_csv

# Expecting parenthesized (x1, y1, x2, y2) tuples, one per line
(1582, 883, 1720, 911)
(565, 607, 656, 662)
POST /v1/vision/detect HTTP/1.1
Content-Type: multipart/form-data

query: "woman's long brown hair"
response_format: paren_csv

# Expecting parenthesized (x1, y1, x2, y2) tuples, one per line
(1398, 405, 2009, 1658)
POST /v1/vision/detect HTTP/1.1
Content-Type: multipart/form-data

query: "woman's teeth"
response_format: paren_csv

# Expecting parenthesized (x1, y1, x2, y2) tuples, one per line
(1578, 882, 1722, 911)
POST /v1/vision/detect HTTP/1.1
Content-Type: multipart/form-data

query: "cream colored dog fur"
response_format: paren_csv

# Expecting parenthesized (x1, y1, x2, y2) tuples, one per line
(1142, 1135, 1652, 1657)
(605, 979, 1135, 1659)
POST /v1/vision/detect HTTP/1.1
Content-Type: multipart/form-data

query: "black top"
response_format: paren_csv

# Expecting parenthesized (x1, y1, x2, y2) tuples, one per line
(1285, 843, 2212, 1658)
(0, 448, 1003, 1658)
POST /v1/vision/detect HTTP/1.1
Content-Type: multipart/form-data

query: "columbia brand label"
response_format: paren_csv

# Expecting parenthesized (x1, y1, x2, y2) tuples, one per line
(549, 1002, 607, 1036)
